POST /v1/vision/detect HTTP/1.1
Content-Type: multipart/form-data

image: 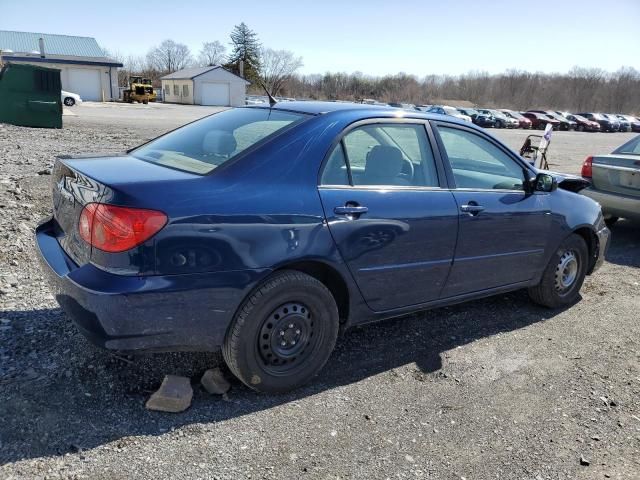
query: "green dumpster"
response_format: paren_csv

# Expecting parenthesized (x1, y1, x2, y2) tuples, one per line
(0, 62, 62, 128)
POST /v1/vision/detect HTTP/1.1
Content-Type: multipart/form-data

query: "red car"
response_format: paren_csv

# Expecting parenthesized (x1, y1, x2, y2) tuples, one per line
(556, 111, 600, 132)
(500, 109, 532, 129)
(523, 112, 561, 130)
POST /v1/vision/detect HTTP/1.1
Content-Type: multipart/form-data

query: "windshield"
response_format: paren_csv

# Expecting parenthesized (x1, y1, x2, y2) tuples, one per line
(132, 108, 309, 174)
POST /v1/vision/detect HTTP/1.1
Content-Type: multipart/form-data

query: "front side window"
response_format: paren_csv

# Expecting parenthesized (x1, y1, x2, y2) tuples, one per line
(132, 108, 309, 174)
(321, 123, 439, 187)
(183, 84, 189, 96)
(173, 84, 179, 96)
(437, 126, 525, 191)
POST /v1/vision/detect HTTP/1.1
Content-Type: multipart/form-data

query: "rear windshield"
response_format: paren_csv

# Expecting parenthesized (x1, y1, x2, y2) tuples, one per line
(132, 108, 309, 174)
(614, 136, 640, 155)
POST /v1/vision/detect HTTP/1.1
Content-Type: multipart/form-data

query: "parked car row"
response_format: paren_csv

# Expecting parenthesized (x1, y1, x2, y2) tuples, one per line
(246, 97, 640, 133)
(424, 105, 640, 132)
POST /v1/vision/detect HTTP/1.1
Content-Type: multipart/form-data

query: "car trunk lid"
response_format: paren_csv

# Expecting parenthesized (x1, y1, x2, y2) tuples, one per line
(51, 154, 202, 269)
(591, 154, 640, 197)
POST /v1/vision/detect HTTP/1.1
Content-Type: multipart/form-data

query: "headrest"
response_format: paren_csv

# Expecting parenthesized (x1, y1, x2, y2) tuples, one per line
(202, 130, 237, 156)
(365, 145, 404, 179)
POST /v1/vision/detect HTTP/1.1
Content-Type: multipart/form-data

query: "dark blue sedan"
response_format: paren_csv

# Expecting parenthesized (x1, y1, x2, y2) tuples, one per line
(37, 102, 610, 393)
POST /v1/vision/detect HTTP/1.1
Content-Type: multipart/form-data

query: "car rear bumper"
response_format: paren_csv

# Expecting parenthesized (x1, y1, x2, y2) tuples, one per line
(36, 218, 268, 352)
(592, 224, 610, 273)
(582, 188, 640, 222)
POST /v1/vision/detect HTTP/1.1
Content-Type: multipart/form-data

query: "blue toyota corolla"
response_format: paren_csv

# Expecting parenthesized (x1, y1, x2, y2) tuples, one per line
(37, 102, 610, 393)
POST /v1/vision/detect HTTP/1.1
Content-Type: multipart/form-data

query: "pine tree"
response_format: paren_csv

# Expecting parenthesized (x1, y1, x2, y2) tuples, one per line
(226, 23, 261, 83)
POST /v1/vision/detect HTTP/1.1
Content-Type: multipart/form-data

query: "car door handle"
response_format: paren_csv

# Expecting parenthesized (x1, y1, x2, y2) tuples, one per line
(460, 204, 485, 216)
(334, 205, 368, 216)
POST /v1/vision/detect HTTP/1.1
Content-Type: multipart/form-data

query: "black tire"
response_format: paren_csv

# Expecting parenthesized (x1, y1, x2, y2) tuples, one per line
(604, 216, 619, 227)
(538, 122, 546, 130)
(223, 270, 339, 393)
(577, 124, 584, 132)
(63, 97, 75, 107)
(528, 234, 588, 308)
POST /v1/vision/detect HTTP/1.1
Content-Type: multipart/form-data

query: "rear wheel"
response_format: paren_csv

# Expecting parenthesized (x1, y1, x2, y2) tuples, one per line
(528, 234, 588, 308)
(577, 124, 584, 132)
(63, 97, 75, 107)
(223, 270, 339, 393)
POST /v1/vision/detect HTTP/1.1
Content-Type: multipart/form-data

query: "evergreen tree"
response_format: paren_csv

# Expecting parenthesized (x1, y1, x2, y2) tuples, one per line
(226, 23, 261, 83)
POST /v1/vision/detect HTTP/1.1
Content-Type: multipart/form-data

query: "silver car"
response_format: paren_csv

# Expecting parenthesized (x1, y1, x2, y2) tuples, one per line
(581, 135, 640, 225)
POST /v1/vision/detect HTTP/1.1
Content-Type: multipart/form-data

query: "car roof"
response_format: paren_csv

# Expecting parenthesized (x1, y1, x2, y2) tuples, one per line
(245, 100, 469, 123)
(245, 101, 391, 115)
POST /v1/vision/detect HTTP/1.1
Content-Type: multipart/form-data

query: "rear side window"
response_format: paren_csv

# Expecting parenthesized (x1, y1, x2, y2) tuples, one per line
(321, 144, 349, 185)
(132, 108, 309, 174)
(437, 126, 525, 191)
(321, 123, 439, 187)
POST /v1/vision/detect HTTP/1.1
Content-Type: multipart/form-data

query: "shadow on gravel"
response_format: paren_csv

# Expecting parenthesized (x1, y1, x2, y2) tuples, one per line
(605, 219, 640, 267)
(0, 289, 574, 465)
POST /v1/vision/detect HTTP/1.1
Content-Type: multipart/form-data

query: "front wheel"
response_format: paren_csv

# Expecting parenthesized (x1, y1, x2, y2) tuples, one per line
(528, 234, 588, 308)
(223, 270, 339, 393)
(63, 97, 75, 107)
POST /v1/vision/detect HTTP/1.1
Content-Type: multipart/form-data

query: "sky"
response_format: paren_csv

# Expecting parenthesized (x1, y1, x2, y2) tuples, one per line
(1, 0, 639, 77)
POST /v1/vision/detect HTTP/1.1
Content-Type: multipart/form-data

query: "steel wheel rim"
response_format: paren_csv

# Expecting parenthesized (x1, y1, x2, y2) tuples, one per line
(258, 302, 315, 375)
(555, 250, 579, 293)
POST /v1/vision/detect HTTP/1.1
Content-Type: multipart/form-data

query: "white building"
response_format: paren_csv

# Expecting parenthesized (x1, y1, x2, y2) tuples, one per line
(0, 30, 121, 102)
(161, 66, 249, 107)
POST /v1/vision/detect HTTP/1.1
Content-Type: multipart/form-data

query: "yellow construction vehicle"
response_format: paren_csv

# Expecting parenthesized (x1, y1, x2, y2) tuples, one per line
(122, 76, 156, 104)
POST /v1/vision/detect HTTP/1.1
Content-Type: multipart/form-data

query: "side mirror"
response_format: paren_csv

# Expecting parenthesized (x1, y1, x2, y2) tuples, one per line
(532, 173, 557, 192)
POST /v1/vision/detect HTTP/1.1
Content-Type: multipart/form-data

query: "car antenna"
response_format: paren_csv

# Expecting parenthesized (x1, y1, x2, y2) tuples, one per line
(258, 80, 277, 108)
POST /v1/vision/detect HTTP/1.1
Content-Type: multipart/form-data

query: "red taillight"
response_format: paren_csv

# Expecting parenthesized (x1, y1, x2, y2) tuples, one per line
(78, 203, 167, 253)
(581, 156, 593, 178)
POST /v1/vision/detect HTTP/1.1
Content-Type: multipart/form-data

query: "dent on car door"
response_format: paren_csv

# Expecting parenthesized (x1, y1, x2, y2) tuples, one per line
(318, 121, 458, 311)
(433, 123, 552, 297)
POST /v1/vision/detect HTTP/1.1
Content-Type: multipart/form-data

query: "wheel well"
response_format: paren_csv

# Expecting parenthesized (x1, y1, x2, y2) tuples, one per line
(573, 227, 598, 273)
(276, 261, 350, 322)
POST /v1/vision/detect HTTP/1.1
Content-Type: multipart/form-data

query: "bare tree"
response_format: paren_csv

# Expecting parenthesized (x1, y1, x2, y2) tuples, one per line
(259, 48, 303, 96)
(147, 40, 192, 74)
(284, 68, 640, 115)
(199, 41, 226, 66)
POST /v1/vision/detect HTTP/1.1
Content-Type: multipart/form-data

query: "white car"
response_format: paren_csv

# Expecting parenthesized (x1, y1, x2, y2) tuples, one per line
(426, 105, 472, 122)
(442, 106, 472, 122)
(61, 90, 83, 107)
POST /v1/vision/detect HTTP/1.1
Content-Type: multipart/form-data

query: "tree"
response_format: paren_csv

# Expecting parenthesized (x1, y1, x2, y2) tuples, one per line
(147, 39, 192, 74)
(259, 48, 303, 96)
(227, 22, 261, 83)
(198, 41, 226, 66)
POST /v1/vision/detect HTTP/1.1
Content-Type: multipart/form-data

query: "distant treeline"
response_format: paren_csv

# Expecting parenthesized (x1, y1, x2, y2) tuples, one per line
(281, 67, 640, 114)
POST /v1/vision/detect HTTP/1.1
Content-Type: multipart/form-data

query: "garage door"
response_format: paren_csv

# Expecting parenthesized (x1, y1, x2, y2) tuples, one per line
(66, 69, 102, 102)
(201, 83, 230, 106)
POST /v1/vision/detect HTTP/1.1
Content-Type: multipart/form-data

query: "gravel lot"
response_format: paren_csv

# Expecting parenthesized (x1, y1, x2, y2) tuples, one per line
(1, 103, 639, 479)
